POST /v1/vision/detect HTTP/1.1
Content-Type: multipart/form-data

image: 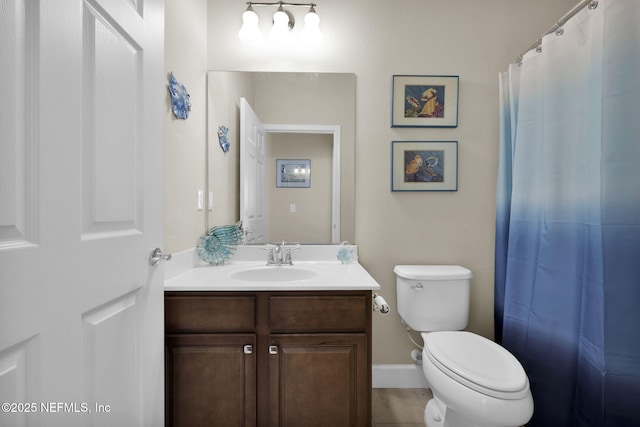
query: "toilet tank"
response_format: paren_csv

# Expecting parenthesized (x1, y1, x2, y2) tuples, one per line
(394, 265, 472, 332)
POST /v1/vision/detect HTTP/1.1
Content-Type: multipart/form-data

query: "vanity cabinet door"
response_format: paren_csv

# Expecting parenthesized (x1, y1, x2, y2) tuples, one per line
(165, 334, 257, 427)
(266, 333, 369, 427)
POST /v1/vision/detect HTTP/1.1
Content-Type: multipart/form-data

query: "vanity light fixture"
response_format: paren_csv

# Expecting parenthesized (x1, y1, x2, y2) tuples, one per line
(238, 4, 263, 45)
(239, 2, 323, 46)
(299, 5, 322, 45)
(269, 4, 293, 43)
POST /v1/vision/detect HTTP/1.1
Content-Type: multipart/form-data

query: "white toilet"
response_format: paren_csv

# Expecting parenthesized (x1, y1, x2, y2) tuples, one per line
(394, 265, 533, 427)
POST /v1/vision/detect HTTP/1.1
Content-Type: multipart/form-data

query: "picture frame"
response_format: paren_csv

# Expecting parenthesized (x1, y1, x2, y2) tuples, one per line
(391, 141, 458, 192)
(391, 75, 459, 127)
(276, 159, 311, 188)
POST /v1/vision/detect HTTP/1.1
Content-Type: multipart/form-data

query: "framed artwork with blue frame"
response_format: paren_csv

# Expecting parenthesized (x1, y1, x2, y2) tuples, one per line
(276, 159, 311, 188)
(391, 141, 458, 191)
(391, 75, 459, 127)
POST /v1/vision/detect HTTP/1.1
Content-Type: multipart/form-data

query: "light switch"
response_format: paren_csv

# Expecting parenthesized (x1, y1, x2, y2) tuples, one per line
(197, 190, 204, 211)
(289, 203, 296, 213)
(208, 192, 214, 211)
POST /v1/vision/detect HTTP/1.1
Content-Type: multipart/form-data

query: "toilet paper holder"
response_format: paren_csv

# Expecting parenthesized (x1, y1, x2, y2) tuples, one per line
(372, 293, 390, 315)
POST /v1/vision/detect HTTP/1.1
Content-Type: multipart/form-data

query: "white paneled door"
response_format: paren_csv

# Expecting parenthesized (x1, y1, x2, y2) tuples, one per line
(240, 97, 266, 243)
(0, 1, 164, 427)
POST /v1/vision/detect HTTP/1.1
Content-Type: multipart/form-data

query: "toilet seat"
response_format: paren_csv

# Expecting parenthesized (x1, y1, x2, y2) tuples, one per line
(423, 331, 530, 400)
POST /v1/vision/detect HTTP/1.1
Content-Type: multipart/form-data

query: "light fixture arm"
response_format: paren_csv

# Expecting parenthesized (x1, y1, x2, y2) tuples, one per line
(245, 1, 317, 8)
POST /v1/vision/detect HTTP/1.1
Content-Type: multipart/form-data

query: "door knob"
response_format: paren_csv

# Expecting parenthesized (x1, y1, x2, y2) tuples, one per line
(149, 248, 172, 266)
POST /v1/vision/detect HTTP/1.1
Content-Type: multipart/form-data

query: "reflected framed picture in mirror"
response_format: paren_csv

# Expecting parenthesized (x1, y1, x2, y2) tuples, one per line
(276, 159, 311, 188)
(391, 75, 459, 127)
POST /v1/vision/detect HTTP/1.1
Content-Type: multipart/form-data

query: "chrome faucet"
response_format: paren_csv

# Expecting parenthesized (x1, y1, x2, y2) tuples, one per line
(271, 242, 283, 265)
(265, 241, 299, 266)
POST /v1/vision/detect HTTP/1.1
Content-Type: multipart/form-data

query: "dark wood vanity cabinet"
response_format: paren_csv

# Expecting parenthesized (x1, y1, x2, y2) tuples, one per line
(164, 290, 372, 427)
(164, 294, 257, 426)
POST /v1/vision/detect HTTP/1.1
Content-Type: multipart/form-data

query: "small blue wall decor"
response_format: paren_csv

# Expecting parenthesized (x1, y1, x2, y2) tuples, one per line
(217, 125, 230, 153)
(167, 72, 191, 119)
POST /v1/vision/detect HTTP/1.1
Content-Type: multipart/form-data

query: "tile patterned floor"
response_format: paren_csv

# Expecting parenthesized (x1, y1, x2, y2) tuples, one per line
(372, 388, 431, 427)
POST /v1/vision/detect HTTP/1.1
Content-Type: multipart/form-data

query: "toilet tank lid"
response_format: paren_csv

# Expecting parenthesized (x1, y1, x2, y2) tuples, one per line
(394, 265, 472, 280)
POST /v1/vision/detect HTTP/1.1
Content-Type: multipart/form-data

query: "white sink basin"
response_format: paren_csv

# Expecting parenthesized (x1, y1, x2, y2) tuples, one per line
(164, 245, 382, 291)
(230, 266, 318, 282)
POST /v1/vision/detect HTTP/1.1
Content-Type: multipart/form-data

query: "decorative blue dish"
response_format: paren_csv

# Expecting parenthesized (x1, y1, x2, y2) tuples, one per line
(167, 72, 191, 119)
(196, 221, 244, 265)
(218, 125, 230, 153)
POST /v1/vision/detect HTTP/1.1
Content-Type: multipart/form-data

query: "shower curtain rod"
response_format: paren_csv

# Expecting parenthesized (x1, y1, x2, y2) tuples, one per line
(515, 0, 598, 63)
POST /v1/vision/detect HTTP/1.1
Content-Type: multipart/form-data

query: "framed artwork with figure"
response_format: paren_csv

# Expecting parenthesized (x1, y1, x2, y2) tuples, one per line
(391, 75, 459, 127)
(391, 141, 458, 191)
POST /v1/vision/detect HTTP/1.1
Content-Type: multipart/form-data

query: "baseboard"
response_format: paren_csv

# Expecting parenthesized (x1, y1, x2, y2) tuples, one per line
(372, 364, 429, 388)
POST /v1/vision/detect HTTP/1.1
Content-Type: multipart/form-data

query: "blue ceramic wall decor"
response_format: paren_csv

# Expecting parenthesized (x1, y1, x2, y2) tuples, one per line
(218, 125, 230, 153)
(167, 72, 191, 119)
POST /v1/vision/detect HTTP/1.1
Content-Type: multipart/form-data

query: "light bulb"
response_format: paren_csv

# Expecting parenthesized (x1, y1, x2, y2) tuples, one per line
(238, 7, 263, 45)
(300, 7, 322, 45)
(269, 7, 292, 44)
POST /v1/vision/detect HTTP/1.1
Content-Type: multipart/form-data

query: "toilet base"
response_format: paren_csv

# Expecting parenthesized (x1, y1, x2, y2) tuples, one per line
(425, 398, 444, 427)
(425, 396, 482, 427)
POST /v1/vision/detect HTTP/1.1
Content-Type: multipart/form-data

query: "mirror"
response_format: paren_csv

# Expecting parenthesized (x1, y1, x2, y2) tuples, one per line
(206, 71, 355, 244)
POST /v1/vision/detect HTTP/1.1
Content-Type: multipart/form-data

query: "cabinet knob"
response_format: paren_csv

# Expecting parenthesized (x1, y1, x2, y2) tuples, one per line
(268, 345, 278, 355)
(243, 345, 253, 354)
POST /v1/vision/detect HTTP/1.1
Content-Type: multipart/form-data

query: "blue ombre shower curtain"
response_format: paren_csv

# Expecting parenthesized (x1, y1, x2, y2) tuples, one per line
(495, 1, 640, 425)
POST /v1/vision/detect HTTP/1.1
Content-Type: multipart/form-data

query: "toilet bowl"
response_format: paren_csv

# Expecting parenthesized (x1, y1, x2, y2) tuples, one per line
(394, 265, 533, 427)
(421, 331, 533, 427)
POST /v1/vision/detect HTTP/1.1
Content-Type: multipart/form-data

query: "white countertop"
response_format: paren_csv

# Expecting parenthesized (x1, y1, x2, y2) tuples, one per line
(164, 245, 381, 292)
